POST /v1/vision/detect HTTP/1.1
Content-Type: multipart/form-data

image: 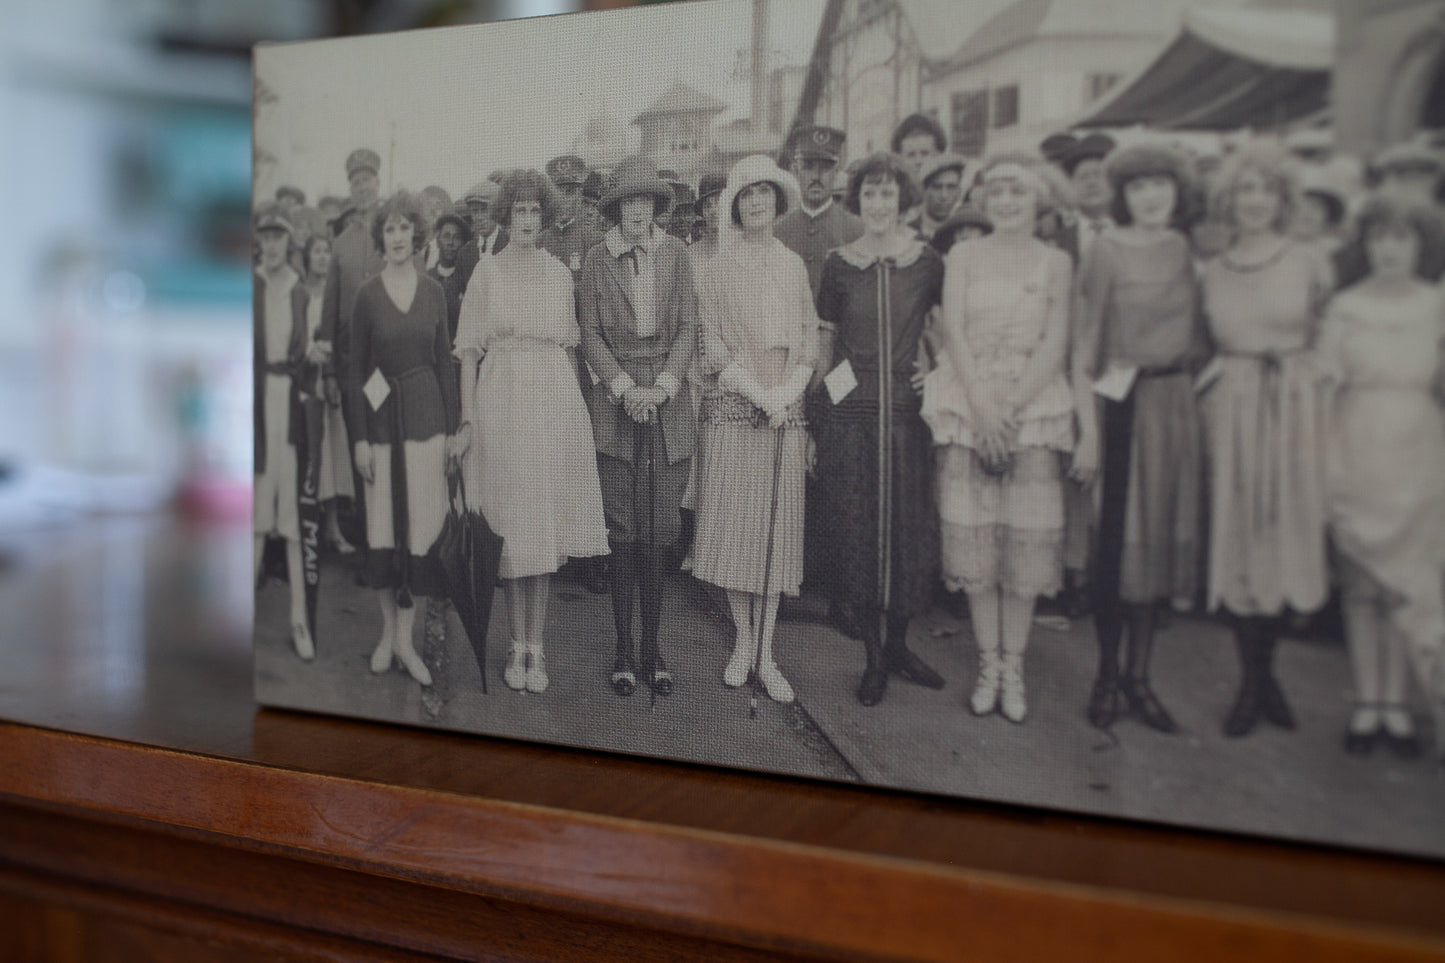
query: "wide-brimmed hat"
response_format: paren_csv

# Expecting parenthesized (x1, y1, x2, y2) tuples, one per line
(718, 154, 801, 240)
(1039, 132, 1079, 167)
(600, 156, 674, 220)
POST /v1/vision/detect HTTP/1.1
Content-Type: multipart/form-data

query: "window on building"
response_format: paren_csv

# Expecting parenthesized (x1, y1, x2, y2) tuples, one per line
(950, 89, 988, 158)
(1086, 72, 1123, 104)
(992, 85, 1019, 129)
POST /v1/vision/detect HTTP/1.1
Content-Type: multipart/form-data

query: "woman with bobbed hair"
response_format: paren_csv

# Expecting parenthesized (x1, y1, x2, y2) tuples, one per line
(1073, 142, 1209, 732)
(1320, 194, 1445, 757)
(349, 190, 465, 689)
(922, 153, 1074, 723)
(815, 151, 947, 708)
(454, 168, 609, 694)
(1199, 142, 1335, 738)
(692, 154, 817, 703)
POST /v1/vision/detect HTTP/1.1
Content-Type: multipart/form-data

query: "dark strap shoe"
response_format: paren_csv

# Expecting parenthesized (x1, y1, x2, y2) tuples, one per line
(1086, 675, 1122, 729)
(887, 645, 945, 690)
(1257, 673, 1296, 730)
(1120, 676, 1177, 734)
(856, 667, 888, 707)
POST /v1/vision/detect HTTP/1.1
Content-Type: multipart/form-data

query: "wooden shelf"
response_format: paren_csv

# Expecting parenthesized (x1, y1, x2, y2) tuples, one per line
(0, 514, 1442, 960)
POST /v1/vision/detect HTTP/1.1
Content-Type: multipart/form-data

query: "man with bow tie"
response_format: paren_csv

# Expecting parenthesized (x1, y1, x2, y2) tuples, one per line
(578, 156, 698, 699)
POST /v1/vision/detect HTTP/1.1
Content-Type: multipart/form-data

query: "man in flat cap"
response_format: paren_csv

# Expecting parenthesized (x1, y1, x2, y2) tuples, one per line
(911, 153, 968, 243)
(321, 147, 384, 436)
(452, 180, 508, 293)
(578, 156, 698, 699)
(774, 124, 864, 300)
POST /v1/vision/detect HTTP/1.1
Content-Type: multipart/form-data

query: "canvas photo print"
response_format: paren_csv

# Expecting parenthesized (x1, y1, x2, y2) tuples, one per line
(253, 0, 1445, 860)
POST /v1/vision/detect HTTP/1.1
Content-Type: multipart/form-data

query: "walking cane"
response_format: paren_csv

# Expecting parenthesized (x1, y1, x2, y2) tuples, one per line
(750, 413, 788, 720)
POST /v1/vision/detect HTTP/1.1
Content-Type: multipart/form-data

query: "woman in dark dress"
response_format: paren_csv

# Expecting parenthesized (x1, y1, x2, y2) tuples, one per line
(348, 192, 466, 689)
(1073, 143, 1209, 732)
(814, 152, 946, 708)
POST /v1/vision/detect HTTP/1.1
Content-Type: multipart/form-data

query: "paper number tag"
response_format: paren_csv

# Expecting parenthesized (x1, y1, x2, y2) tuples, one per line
(824, 359, 858, 405)
(363, 368, 391, 411)
(1092, 363, 1137, 403)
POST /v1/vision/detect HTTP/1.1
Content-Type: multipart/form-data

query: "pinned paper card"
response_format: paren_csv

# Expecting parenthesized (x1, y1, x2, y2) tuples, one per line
(363, 368, 391, 411)
(1092, 363, 1137, 402)
(824, 358, 857, 405)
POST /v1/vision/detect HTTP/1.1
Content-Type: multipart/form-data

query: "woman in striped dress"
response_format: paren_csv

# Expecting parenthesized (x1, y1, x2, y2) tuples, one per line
(693, 154, 817, 704)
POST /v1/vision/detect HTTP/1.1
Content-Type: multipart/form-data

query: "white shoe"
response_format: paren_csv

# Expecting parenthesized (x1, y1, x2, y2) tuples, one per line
(504, 643, 527, 691)
(525, 644, 549, 694)
(758, 661, 794, 704)
(370, 638, 393, 673)
(723, 634, 755, 688)
(999, 656, 1027, 723)
(970, 653, 1001, 716)
(395, 645, 433, 687)
(292, 621, 315, 661)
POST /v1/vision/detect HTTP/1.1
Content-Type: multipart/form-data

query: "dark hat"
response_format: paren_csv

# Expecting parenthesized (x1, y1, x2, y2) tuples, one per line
(582, 170, 608, 203)
(1062, 133, 1116, 176)
(1105, 142, 1190, 193)
(600, 156, 673, 220)
(275, 184, 306, 205)
(318, 194, 345, 211)
(696, 172, 726, 203)
(1039, 133, 1079, 167)
(890, 112, 946, 153)
(669, 180, 696, 208)
(432, 212, 472, 242)
(931, 203, 992, 251)
(788, 125, 847, 162)
(1300, 188, 1346, 227)
(918, 153, 968, 188)
(545, 154, 589, 187)
(253, 201, 294, 236)
(345, 148, 381, 178)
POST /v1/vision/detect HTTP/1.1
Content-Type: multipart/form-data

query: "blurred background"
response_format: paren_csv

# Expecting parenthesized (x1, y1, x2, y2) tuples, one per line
(0, 0, 594, 531)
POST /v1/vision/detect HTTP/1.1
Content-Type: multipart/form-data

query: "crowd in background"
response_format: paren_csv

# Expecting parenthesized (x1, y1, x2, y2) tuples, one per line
(253, 103, 1445, 761)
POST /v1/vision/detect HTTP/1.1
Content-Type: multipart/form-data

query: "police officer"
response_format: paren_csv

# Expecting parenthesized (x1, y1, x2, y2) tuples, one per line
(773, 125, 864, 300)
(540, 154, 604, 277)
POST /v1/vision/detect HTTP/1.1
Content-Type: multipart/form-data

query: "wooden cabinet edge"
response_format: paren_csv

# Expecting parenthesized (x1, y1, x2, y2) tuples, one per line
(1, 722, 1440, 963)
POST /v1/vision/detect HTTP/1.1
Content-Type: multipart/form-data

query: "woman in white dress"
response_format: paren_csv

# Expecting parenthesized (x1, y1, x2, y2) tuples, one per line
(455, 169, 610, 694)
(693, 154, 816, 703)
(1320, 194, 1445, 758)
(922, 156, 1075, 723)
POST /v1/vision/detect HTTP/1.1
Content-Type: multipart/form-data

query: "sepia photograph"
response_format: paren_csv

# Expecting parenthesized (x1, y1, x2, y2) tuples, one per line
(252, 0, 1445, 861)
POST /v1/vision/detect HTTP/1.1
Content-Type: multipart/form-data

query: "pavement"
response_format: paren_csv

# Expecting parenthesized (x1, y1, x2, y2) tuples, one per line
(257, 554, 1445, 861)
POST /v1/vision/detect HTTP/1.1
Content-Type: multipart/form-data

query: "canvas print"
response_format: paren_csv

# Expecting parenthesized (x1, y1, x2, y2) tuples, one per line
(253, 0, 1445, 860)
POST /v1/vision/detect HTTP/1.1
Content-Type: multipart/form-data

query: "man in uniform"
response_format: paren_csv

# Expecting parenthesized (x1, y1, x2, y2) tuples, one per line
(540, 155, 603, 277)
(321, 147, 385, 420)
(910, 154, 967, 242)
(581, 171, 607, 232)
(773, 125, 864, 300)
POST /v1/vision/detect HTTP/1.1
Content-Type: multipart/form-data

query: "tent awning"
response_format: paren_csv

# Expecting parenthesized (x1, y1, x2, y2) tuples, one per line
(1077, 7, 1333, 131)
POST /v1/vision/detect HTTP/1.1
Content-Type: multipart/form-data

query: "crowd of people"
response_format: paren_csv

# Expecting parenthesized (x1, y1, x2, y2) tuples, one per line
(254, 107, 1445, 760)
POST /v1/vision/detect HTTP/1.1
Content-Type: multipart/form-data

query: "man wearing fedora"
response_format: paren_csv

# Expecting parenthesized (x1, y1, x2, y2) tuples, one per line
(1053, 132, 1117, 268)
(453, 179, 508, 292)
(578, 156, 698, 698)
(774, 125, 864, 300)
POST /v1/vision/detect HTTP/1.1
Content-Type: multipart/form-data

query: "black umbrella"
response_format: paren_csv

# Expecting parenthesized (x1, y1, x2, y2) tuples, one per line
(429, 473, 504, 693)
(294, 367, 326, 641)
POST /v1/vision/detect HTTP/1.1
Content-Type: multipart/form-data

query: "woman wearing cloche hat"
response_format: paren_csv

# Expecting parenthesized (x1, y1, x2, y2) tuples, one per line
(692, 154, 817, 704)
